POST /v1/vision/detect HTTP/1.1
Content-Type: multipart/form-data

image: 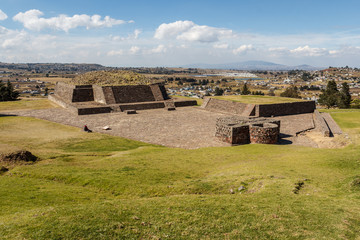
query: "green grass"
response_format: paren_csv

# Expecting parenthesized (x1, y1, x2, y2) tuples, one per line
(1, 108, 360, 239)
(213, 95, 305, 104)
(0, 98, 57, 112)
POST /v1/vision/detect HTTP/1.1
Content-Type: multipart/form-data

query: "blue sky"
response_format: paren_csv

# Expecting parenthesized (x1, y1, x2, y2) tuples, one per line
(1, 0, 360, 67)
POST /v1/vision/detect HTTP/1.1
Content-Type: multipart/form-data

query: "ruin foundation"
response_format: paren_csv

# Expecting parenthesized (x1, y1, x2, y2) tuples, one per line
(49, 82, 197, 115)
(215, 116, 281, 145)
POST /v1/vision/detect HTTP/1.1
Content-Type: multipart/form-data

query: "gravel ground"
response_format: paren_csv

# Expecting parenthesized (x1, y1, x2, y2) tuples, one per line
(2, 107, 319, 149)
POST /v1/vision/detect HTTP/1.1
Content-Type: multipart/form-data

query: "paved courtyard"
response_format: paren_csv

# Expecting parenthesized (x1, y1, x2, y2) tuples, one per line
(3, 106, 318, 149)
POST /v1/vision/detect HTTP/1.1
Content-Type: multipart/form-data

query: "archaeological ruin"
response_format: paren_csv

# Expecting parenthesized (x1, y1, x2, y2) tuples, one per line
(47, 76, 342, 147)
(49, 82, 197, 115)
(215, 116, 281, 144)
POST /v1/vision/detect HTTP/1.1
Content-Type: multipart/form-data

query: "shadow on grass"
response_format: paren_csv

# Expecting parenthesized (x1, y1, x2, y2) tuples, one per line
(0, 113, 18, 117)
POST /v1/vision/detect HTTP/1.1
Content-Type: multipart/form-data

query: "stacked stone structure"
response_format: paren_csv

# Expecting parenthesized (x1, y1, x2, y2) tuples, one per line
(202, 97, 315, 117)
(50, 82, 196, 115)
(215, 116, 280, 145)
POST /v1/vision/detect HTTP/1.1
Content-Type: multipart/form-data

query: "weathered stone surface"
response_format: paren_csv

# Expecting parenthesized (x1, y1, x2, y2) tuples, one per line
(256, 101, 316, 117)
(125, 110, 137, 114)
(50, 82, 196, 115)
(202, 97, 315, 117)
(202, 98, 256, 116)
(249, 123, 279, 144)
(314, 110, 331, 137)
(215, 116, 280, 145)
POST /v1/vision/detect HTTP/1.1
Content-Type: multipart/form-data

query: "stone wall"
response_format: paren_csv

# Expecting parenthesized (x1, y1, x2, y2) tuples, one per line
(314, 110, 331, 137)
(54, 82, 75, 103)
(119, 102, 165, 111)
(51, 82, 196, 115)
(202, 98, 256, 116)
(215, 116, 280, 145)
(215, 116, 280, 144)
(54, 82, 170, 105)
(72, 86, 94, 102)
(256, 101, 315, 117)
(202, 97, 315, 117)
(77, 107, 112, 115)
(249, 123, 279, 144)
(54, 82, 94, 103)
(174, 100, 197, 107)
(112, 85, 156, 103)
(150, 84, 165, 101)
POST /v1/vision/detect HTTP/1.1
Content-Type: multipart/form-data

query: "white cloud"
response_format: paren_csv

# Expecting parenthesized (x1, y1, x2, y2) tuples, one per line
(290, 45, 328, 57)
(13, 9, 131, 32)
(213, 43, 229, 49)
(0, 9, 8, 21)
(233, 44, 253, 54)
(154, 20, 233, 43)
(129, 46, 140, 54)
(154, 20, 194, 39)
(111, 29, 142, 41)
(107, 50, 124, 56)
(2, 31, 28, 49)
(149, 44, 167, 54)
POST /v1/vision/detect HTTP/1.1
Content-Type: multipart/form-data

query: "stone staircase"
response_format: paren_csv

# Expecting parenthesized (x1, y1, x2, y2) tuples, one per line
(102, 87, 116, 104)
(241, 104, 256, 116)
(321, 112, 342, 135)
(150, 84, 165, 101)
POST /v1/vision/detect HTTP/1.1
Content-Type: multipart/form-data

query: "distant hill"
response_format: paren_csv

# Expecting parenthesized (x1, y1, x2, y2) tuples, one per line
(182, 61, 323, 71)
(0, 62, 107, 72)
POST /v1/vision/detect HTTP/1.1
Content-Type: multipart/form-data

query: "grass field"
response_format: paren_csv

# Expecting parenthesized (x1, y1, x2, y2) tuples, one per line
(214, 95, 305, 104)
(1, 100, 360, 239)
(0, 98, 58, 112)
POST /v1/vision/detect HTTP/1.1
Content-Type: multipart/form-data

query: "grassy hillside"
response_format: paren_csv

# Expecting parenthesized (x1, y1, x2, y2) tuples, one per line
(70, 70, 152, 86)
(0, 102, 360, 239)
(213, 95, 305, 104)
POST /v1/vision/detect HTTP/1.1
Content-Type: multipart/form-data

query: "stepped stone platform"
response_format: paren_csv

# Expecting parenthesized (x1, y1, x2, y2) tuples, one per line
(3, 107, 324, 149)
(201, 97, 316, 117)
(49, 82, 197, 115)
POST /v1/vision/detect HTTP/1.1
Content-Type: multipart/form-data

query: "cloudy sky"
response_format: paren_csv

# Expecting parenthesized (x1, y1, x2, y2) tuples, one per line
(1, 0, 360, 67)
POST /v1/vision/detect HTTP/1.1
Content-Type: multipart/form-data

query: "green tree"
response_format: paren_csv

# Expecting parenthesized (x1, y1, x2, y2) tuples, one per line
(214, 87, 224, 96)
(318, 80, 339, 108)
(0, 80, 19, 101)
(241, 83, 251, 95)
(338, 82, 351, 108)
(280, 86, 301, 98)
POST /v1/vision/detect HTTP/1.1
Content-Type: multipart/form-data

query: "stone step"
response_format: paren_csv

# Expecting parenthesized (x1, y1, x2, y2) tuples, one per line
(321, 112, 342, 135)
(242, 104, 256, 116)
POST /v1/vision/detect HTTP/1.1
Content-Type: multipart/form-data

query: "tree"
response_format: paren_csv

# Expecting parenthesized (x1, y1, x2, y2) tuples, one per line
(280, 86, 301, 98)
(241, 83, 250, 95)
(214, 87, 224, 96)
(44, 87, 49, 96)
(318, 80, 339, 108)
(0, 80, 19, 101)
(338, 82, 351, 108)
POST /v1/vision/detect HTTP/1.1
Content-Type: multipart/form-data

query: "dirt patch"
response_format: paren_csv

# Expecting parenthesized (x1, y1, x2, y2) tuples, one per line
(0, 150, 38, 164)
(304, 131, 350, 149)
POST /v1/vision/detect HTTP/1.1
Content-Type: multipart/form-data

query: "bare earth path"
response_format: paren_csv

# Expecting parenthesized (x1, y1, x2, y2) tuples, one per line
(2, 107, 319, 149)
